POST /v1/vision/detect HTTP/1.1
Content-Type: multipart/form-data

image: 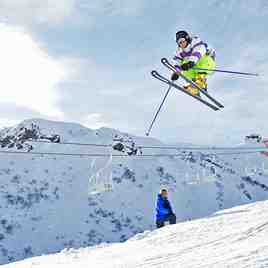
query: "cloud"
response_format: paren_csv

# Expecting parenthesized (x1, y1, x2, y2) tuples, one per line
(0, 102, 42, 118)
(77, 0, 144, 17)
(84, 113, 109, 129)
(0, 118, 20, 129)
(53, 56, 157, 134)
(0, 0, 76, 26)
(0, 0, 144, 29)
(0, 23, 68, 119)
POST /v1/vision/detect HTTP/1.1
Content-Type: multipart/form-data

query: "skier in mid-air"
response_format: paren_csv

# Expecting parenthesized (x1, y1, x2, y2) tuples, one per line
(148, 30, 257, 135)
(155, 189, 176, 228)
(171, 30, 216, 96)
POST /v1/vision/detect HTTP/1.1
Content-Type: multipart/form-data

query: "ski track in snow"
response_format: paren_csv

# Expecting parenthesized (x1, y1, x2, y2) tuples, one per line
(4, 200, 268, 268)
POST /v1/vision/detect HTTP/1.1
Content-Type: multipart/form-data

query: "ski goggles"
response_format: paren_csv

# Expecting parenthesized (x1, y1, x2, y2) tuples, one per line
(177, 38, 186, 45)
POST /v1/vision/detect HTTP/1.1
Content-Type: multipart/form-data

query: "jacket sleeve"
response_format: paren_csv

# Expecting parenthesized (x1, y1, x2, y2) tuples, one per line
(156, 196, 171, 216)
(173, 49, 183, 71)
(163, 199, 173, 214)
(188, 43, 207, 64)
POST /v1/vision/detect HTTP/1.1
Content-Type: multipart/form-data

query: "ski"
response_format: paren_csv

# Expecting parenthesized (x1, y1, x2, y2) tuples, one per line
(161, 58, 224, 109)
(151, 71, 220, 111)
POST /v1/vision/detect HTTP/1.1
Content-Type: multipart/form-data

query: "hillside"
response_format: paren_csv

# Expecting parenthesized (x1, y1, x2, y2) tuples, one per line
(4, 200, 268, 268)
(0, 119, 268, 264)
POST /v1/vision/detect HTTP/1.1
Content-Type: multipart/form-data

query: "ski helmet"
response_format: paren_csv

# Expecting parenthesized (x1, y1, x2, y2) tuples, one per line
(176, 31, 191, 45)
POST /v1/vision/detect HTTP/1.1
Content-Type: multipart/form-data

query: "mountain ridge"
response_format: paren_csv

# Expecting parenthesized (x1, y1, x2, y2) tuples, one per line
(0, 118, 268, 265)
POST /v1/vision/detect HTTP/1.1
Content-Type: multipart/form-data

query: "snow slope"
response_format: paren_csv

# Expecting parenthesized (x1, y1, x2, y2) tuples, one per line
(1, 118, 268, 265)
(4, 200, 268, 268)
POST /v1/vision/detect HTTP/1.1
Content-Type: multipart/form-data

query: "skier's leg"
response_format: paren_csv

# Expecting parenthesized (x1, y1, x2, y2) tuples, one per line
(196, 55, 216, 76)
(181, 62, 197, 80)
(182, 70, 200, 96)
(183, 84, 200, 96)
(195, 55, 216, 90)
(181, 63, 200, 96)
(168, 214, 177, 225)
(156, 219, 165, 228)
(195, 74, 208, 90)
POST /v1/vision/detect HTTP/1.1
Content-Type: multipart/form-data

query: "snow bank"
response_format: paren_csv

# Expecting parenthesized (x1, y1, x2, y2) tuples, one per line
(4, 200, 268, 268)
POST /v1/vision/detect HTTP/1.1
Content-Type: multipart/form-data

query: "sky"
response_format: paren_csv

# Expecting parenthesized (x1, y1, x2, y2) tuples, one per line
(0, 0, 267, 145)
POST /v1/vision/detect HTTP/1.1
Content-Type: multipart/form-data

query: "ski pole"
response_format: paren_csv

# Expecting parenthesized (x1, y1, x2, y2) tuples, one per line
(146, 85, 171, 136)
(192, 67, 259, 77)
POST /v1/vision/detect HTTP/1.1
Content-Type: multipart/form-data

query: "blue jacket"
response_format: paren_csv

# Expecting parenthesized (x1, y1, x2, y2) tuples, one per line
(156, 194, 174, 220)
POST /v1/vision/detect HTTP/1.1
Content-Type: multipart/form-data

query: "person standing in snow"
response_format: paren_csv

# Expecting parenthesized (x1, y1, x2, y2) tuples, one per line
(171, 30, 216, 96)
(156, 189, 176, 228)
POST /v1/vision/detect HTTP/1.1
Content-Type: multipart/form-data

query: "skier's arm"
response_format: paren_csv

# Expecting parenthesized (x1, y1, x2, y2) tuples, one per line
(179, 43, 207, 72)
(163, 199, 174, 214)
(173, 55, 183, 64)
(170, 51, 183, 80)
(188, 43, 207, 64)
(173, 49, 183, 71)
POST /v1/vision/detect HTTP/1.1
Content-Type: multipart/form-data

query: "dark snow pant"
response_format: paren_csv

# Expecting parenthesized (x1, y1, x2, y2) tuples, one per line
(156, 214, 176, 228)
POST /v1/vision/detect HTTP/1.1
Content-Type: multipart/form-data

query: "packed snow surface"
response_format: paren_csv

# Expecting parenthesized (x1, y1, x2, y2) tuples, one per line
(4, 200, 268, 268)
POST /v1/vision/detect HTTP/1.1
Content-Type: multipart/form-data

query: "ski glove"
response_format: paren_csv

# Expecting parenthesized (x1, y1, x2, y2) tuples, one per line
(171, 72, 179, 81)
(180, 61, 195, 71)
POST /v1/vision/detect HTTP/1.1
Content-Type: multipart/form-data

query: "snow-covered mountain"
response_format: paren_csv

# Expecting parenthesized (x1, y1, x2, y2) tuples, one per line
(4, 200, 268, 268)
(1, 118, 268, 265)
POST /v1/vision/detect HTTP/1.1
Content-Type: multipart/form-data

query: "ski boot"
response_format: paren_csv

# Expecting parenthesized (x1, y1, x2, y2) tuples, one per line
(195, 74, 208, 91)
(183, 85, 200, 96)
(183, 74, 207, 97)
